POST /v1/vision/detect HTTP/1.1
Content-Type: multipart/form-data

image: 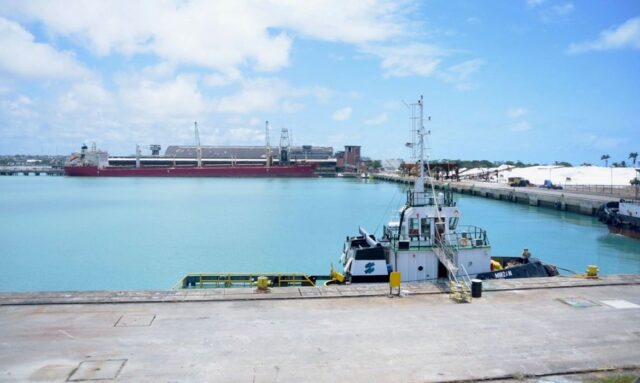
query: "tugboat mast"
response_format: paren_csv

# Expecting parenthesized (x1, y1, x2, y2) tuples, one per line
(415, 95, 426, 194)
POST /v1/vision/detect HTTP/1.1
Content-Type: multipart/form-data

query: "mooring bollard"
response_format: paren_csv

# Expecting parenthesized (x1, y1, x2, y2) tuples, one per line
(471, 279, 483, 298)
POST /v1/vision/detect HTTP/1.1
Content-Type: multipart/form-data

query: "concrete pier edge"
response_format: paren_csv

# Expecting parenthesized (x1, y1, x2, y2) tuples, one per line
(448, 366, 639, 383)
(372, 173, 622, 216)
(2, 274, 639, 306)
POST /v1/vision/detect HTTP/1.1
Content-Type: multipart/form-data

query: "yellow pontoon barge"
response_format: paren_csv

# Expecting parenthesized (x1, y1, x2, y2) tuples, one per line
(177, 273, 323, 289)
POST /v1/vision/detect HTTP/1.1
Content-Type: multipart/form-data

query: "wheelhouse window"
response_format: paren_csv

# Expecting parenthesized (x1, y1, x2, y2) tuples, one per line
(449, 217, 459, 230)
(409, 218, 420, 238)
(421, 218, 431, 240)
(435, 217, 445, 241)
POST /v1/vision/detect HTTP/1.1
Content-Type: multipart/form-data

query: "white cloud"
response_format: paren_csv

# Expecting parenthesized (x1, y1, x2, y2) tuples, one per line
(274, 1, 405, 44)
(3, 95, 34, 119)
(204, 69, 243, 87)
(567, 16, 640, 54)
(526, 0, 545, 7)
(575, 134, 622, 150)
(437, 59, 484, 91)
(328, 53, 345, 62)
(118, 74, 206, 121)
(214, 77, 327, 114)
(140, 61, 177, 79)
(363, 43, 447, 78)
(58, 80, 114, 114)
(361, 44, 484, 87)
(551, 3, 574, 16)
(0, 83, 11, 95)
(0, 17, 89, 79)
(383, 100, 404, 110)
(364, 113, 388, 125)
(466, 16, 481, 25)
(507, 107, 528, 118)
(0, 94, 47, 142)
(510, 122, 531, 132)
(332, 107, 352, 121)
(11, 1, 406, 73)
(228, 128, 263, 144)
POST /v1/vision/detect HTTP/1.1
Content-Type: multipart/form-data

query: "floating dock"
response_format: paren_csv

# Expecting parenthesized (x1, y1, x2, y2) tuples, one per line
(1, 275, 638, 382)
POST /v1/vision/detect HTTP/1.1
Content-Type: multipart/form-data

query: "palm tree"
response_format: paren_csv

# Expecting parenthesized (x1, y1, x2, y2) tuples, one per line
(629, 152, 638, 166)
(601, 154, 610, 167)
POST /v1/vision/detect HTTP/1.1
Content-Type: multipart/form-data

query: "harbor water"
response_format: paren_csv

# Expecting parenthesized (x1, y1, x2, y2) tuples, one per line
(0, 176, 638, 292)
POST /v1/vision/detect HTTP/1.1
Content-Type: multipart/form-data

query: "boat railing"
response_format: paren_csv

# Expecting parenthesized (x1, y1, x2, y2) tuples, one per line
(383, 225, 394, 240)
(458, 263, 473, 287)
(406, 189, 455, 207)
(443, 225, 490, 249)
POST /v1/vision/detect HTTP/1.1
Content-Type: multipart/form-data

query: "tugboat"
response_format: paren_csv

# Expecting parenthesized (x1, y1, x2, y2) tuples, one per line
(598, 199, 640, 240)
(337, 96, 558, 288)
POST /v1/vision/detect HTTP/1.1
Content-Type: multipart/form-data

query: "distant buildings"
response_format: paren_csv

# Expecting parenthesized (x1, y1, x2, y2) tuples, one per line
(164, 145, 334, 160)
(335, 145, 367, 173)
(382, 159, 403, 172)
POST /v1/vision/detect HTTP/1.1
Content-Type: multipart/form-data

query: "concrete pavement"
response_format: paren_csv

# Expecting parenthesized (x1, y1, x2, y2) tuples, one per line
(1, 278, 639, 382)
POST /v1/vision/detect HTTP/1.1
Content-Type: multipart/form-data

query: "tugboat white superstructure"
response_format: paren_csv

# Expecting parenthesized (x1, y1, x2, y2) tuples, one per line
(339, 96, 557, 289)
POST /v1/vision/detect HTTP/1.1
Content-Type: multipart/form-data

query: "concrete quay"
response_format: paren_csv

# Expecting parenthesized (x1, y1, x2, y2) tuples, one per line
(0, 166, 64, 176)
(1, 275, 639, 382)
(373, 173, 615, 216)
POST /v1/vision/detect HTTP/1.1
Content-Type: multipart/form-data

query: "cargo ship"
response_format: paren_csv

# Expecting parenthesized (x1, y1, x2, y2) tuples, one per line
(64, 122, 317, 177)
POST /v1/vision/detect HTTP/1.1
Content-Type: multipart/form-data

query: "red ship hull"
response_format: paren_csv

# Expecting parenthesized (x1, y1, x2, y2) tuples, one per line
(65, 164, 317, 177)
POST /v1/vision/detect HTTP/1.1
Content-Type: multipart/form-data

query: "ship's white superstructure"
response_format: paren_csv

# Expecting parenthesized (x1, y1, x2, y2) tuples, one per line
(340, 96, 491, 288)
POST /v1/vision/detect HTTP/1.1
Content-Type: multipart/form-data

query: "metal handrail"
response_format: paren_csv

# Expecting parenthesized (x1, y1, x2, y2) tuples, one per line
(442, 225, 490, 248)
(406, 189, 455, 207)
(562, 184, 637, 197)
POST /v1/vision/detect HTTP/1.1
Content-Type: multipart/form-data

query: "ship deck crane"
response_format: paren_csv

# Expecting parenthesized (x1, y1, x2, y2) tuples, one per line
(194, 121, 202, 168)
(279, 128, 290, 164)
(265, 121, 272, 168)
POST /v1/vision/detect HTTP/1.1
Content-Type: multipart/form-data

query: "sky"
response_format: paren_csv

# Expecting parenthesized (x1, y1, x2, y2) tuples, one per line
(0, 0, 638, 164)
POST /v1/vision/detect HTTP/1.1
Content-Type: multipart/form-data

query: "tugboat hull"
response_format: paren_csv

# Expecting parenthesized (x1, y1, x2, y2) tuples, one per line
(476, 258, 558, 280)
(598, 200, 640, 240)
(607, 225, 640, 239)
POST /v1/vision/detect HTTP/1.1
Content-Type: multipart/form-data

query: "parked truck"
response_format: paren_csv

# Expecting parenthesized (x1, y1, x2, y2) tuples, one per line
(540, 179, 563, 190)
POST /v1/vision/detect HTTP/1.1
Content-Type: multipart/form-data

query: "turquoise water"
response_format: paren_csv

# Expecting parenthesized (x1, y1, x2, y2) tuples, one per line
(0, 176, 638, 291)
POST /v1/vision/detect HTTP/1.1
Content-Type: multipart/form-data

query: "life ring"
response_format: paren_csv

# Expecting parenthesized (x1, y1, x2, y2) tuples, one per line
(459, 238, 469, 247)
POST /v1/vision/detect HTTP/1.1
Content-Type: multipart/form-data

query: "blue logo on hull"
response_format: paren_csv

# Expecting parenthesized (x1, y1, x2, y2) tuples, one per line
(364, 262, 375, 274)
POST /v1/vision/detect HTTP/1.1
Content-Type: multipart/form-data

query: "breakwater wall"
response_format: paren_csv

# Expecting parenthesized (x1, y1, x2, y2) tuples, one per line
(373, 173, 611, 216)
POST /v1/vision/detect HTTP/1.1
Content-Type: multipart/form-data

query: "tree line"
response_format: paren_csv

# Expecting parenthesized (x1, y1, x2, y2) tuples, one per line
(600, 152, 637, 168)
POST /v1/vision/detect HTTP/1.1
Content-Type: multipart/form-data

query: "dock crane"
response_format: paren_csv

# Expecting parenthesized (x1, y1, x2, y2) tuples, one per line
(265, 120, 272, 168)
(194, 121, 202, 168)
